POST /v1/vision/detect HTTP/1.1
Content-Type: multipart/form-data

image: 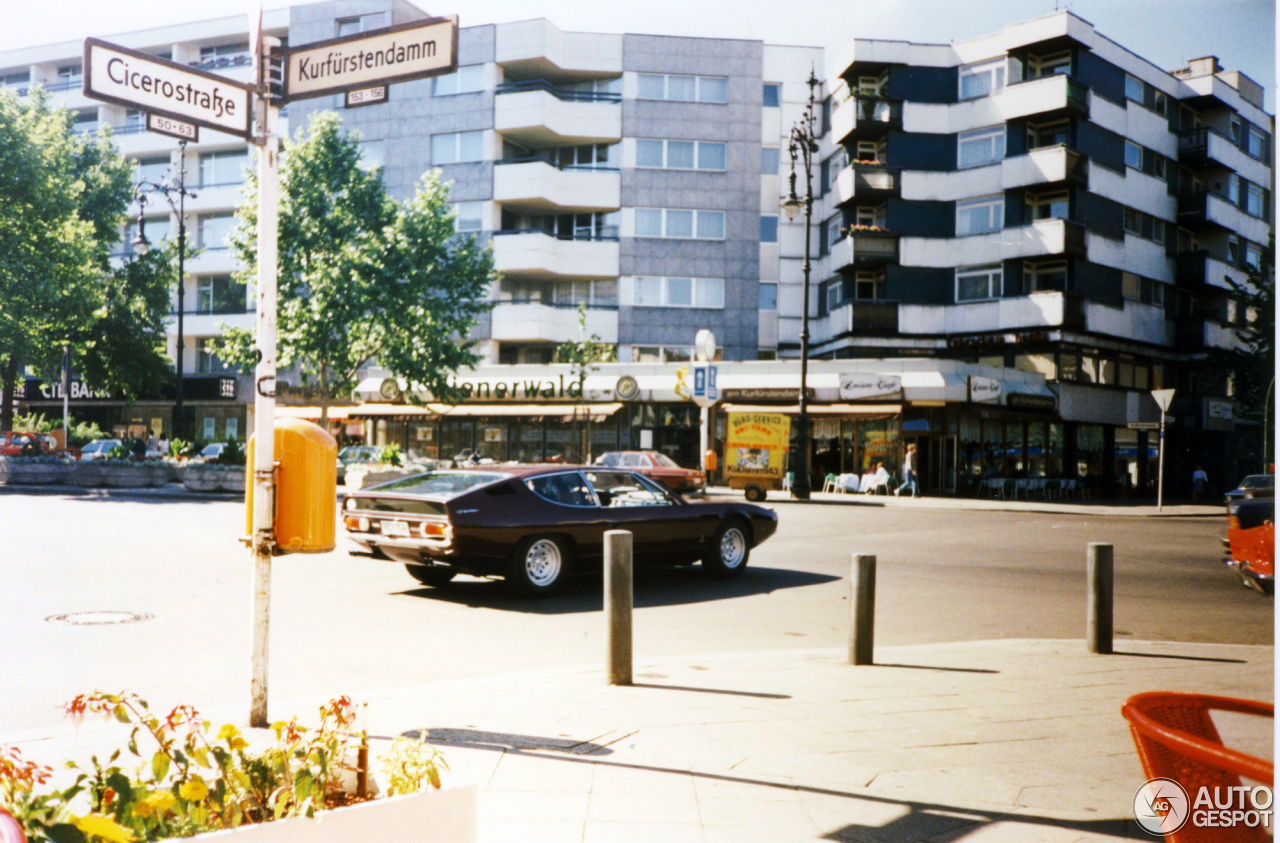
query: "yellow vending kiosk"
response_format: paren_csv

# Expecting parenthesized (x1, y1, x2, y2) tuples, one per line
(723, 412, 791, 501)
(245, 418, 338, 554)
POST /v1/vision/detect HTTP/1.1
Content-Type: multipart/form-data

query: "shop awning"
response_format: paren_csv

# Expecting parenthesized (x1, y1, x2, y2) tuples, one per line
(349, 404, 439, 420)
(720, 403, 901, 416)
(428, 402, 623, 420)
(275, 406, 356, 420)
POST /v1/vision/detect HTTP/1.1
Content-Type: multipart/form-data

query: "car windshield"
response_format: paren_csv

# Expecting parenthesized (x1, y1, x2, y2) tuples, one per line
(1240, 475, 1275, 490)
(595, 453, 622, 467)
(374, 471, 507, 498)
(201, 445, 222, 456)
(339, 446, 377, 461)
(651, 453, 681, 468)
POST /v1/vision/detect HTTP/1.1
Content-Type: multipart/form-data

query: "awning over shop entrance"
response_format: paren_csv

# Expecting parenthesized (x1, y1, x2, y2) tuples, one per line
(428, 402, 622, 420)
(275, 406, 356, 420)
(720, 403, 901, 416)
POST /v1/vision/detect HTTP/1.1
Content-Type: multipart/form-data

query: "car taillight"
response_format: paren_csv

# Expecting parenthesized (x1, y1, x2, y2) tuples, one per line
(419, 522, 446, 537)
(1227, 515, 1241, 531)
(344, 515, 370, 532)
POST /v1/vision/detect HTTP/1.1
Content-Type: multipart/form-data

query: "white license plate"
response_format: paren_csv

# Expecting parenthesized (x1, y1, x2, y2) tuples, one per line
(380, 520, 410, 537)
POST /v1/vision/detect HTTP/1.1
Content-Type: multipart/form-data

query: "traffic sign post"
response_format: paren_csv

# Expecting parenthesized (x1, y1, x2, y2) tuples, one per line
(1151, 389, 1177, 512)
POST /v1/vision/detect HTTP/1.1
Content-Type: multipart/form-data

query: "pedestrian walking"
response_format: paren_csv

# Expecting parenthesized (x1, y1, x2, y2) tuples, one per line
(895, 443, 919, 497)
(1192, 465, 1208, 502)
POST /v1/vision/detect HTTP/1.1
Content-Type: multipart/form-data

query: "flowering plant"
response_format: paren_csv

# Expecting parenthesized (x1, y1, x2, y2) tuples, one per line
(843, 225, 891, 235)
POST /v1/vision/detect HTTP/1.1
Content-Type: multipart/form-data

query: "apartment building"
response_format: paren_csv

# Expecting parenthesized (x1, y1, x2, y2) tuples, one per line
(3, 4, 1270, 495)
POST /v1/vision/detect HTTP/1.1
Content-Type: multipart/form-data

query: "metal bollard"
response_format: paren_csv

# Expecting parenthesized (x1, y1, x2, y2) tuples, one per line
(605, 530, 633, 685)
(849, 554, 876, 665)
(1087, 543, 1114, 654)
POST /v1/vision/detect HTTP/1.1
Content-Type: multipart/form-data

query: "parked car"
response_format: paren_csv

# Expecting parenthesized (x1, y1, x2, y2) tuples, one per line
(34, 433, 79, 459)
(337, 445, 382, 480)
(79, 438, 122, 461)
(1224, 474, 1275, 505)
(198, 443, 226, 462)
(342, 466, 778, 596)
(1224, 498, 1274, 596)
(0, 431, 48, 457)
(594, 451, 705, 492)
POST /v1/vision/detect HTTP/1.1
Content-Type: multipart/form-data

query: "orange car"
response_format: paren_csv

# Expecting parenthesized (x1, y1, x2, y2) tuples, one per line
(1225, 499, 1274, 596)
(594, 451, 704, 492)
(0, 431, 49, 457)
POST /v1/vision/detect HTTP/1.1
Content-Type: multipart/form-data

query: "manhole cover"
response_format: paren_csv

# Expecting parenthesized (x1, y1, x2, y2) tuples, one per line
(46, 612, 154, 626)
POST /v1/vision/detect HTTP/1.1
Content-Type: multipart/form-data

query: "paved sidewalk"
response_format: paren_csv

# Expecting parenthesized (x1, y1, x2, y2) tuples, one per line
(10, 639, 1271, 842)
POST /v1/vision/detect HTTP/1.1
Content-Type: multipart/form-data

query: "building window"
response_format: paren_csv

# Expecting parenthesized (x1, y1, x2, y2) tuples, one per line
(761, 147, 779, 175)
(632, 277, 724, 309)
(1246, 183, 1264, 218)
(822, 147, 849, 194)
(633, 208, 725, 240)
(1026, 190, 1068, 222)
(196, 338, 236, 374)
(1245, 243, 1262, 271)
(825, 280, 843, 312)
(433, 65, 484, 96)
(637, 73, 729, 104)
(956, 265, 1002, 302)
(537, 143, 617, 170)
(1122, 208, 1141, 235)
(1125, 74, 1144, 103)
(1228, 174, 1240, 204)
(431, 131, 483, 164)
(760, 215, 778, 243)
(1124, 141, 1143, 170)
(453, 201, 483, 232)
(196, 275, 246, 314)
(1228, 235, 1240, 265)
(958, 126, 1005, 169)
(1027, 51, 1070, 79)
(1246, 126, 1267, 160)
(1153, 91, 1168, 116)
(1153, 156, 1166, 180)
(956, 195, 1004, 236)
(959, 58, 1006, 100)
(854, 271, 885, 300)
(1025, 261, 1066, 293)
(199, 150, 248, 187)
(336, 12, 386, 36)
(1027, 119, 1068, 150)
(1152, 219, 1165, 244)
(73, 108, 99, 134)
(1, 71, 29, 90)
(133, 156, 171, 186)
(553, 279, 617, 307)
(631, 346, 694, 363)
(635, 139, 727, 171)
(1122, 272, 1141, 300)
(358, 141, 384, 172)
(199, 214, 236, 250)
(762, 83, 781, 107)
(758, 283, 777, 311)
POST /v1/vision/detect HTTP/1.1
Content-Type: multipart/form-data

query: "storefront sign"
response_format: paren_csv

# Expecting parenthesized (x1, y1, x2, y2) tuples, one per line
(722, 388, 814, 401)
(1207, 400, 1233, 420)
(441, 373, 586, 402)
(275, 383, 353, 406)
(839, 373, 902, 400)
(1007, 393, 1056, 411)
(15, 379, 112, 401)
(724, 413, 790, 484)
(968, 375, 1001, 403)
(615, 375, 639, 401)
(947, 330, 1051, 350)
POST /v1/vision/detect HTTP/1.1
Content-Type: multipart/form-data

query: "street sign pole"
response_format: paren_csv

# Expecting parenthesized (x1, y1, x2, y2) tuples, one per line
(249, 28, 281, 729)
(1151, 389, 1177, 513)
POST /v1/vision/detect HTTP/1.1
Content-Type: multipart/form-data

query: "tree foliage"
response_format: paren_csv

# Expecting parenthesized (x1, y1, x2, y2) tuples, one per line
(225, 111, 496, 423)
(1203, 238, 1274, 426)
(0, 88, 174, 428)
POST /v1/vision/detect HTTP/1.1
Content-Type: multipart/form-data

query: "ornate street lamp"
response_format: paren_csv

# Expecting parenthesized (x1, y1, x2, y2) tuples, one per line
(132, 139, 195, 440)
(781, 68, 820, 501)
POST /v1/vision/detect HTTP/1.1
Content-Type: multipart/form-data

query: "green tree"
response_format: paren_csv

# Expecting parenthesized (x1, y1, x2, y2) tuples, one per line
(0, 89, 174, 428)
(224, 111, 496, 425)
(556, 304, 616, 462)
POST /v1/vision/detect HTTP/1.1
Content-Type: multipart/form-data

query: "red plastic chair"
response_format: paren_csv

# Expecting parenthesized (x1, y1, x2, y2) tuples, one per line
(1122, 692, 1274, 842)
(0, 809, 26, 843)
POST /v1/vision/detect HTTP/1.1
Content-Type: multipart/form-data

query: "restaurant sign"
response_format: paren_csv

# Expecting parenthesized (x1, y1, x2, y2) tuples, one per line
(1006, 393, 1056, 411)
(722, 388, 815, 401)
(968, 375, 1001, 403)
(839, 373, 902, 400)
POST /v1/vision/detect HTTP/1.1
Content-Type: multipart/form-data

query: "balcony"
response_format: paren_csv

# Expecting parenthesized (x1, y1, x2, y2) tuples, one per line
(489, 301, 618, 344)
(491, 230, 620, 279)
(845, 97, 902, 139)
(493, 159, 620, 213)
(899, 292, 1086, 335)
(1176, 190, 1269, 243)
(1176, 250, 1250, 291)
(814, 301, 899, 344)
(495, 83, 621, 146)
(1176, 127, 1269, 186)
(850, 164, 898, 194)
(996, 74, 1089, 122)
(825, 231, 898, 272)
(1000, 146, 1087, 190)
(1176, 317, 1244, 352)
(902, 219, 1085, 267)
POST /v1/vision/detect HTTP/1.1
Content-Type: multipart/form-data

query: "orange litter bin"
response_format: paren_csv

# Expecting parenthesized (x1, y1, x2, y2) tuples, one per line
(1121, 691, 1274, 842)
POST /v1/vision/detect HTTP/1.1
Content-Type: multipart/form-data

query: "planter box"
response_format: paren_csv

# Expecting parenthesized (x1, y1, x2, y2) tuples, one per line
(183, 465, 223, 492)
(186, 785, 476, 843)
(0, 462, 71, 485)
(104, 465, 152, 488)
(150, 462, 176, 487)
(218, 469, 246, 492)
(70, 462, 106, 487)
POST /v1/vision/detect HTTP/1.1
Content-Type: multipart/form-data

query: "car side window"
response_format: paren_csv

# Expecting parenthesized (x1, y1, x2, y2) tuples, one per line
(597, 453, 621, 467)
(622, 454, 646, 467)
(526, 472, 596, 507)
(586, 471, 674, 508)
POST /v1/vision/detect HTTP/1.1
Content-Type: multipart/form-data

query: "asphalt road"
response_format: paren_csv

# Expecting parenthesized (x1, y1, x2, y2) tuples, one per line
(1, 494, 1270, 734)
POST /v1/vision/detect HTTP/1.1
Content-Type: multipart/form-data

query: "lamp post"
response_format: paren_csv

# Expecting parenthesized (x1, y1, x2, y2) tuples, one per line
(132, 140, 195, 440)
(781, 68, 820, 501)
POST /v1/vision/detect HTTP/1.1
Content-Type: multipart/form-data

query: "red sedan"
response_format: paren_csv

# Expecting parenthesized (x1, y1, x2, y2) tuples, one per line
(0, 431, 48, 457)
(594, 451, 704, 492)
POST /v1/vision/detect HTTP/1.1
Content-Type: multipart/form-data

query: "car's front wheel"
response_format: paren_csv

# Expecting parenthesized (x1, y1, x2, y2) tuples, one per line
(509, 535, 570, 596)
(703, 518, 750, 578)
(405, 565, 455, 587)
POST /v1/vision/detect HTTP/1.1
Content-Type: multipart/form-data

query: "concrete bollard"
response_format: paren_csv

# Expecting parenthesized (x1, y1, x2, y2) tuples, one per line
(849, 554, 876, 665)
(605, 530, 633, 685)
(1087, 543, 1113, 654)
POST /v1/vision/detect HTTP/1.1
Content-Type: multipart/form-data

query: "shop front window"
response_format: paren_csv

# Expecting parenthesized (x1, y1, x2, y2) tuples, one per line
(1075, 425, 1104, 486)
(1005, 422, 1024, 476)
(544, 418, 582, 464)
(960, 413, 982, 491)
(841, 420, 859, 474)
(858, 419, 898, 475)
(407, 422, 437, 462)
(512, 418, 545, 464)
(1048, 423, 1064, 478)
(1114, 428, 1139, 493)
(475, 419, 507, 462)
(441, 419, 474, 463)
(983, 420, 1003, 479)
(1027, 423, 1047, 478)
(812, 417, 842, 481)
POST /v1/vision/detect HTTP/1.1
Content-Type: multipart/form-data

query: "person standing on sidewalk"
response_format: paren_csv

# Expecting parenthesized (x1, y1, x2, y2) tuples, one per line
(895, 443, 919, 497)
(1192, 465, 1208, 502)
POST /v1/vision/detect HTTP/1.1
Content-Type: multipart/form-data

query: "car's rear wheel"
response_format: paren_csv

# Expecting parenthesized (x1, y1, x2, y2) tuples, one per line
(405, 565, 455, 587)
(703, 518, 750, 578)
(744, 484, 766, 502)
(509, 535, 569, 596)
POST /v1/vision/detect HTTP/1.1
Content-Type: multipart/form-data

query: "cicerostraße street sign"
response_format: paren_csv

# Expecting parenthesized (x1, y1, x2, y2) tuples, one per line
(282, 15, 457, 102)
(84, 38, 253, 139)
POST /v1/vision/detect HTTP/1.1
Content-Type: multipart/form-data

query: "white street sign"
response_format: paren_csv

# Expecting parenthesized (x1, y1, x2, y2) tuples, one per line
(1151, 388, 1177, 412)
(84, 38, 253, 138)
(284, 16, 457, 102)
(146, 113, 198, 141)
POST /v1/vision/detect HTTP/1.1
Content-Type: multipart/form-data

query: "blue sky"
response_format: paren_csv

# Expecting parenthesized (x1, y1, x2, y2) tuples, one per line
(3, 0, 1274, 110)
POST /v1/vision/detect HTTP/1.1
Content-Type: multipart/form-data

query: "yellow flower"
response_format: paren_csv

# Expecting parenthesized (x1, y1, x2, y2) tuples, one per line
(132, 792, 177, 819)
(179, 777, 209, 802)
(72, 814, 136, 843)
(215, 724, 241, 741)
(228, 736, 249, 751)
